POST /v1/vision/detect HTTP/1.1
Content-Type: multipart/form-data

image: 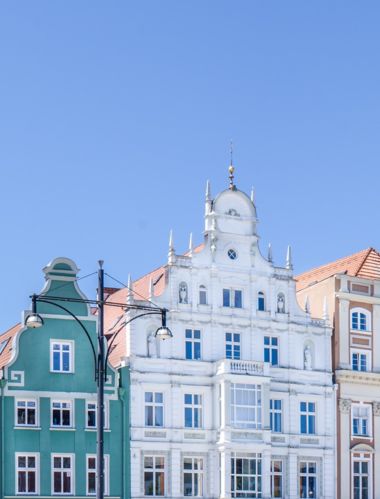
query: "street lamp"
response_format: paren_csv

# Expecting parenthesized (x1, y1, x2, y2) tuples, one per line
(25, 261, 172, 499)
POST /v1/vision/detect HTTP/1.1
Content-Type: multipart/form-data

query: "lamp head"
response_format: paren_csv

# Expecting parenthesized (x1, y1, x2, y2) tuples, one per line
(25, 313, 44, 329)
(154, 308, 172, 341)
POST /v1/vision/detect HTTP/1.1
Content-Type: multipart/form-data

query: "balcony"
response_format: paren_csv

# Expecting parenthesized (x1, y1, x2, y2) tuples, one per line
(215, 359, 270, 377)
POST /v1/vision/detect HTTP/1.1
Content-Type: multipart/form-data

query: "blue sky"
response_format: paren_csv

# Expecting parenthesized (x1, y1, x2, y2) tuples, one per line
(1, 1, 380, 331)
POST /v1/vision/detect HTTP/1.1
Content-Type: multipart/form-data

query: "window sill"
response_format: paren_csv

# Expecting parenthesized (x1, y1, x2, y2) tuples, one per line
(49, 370, 75, 374)
(85, 428, 111, 432)
(352, 435, 372, 440)
(350, 329, 371, 335)
(50, 427, 76, 431)
(14, 426, 41, 431)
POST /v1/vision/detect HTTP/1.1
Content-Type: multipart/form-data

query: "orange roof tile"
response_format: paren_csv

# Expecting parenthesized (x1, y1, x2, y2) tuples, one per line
(0, 323, 21, 370)
(296, 247, 380, 291)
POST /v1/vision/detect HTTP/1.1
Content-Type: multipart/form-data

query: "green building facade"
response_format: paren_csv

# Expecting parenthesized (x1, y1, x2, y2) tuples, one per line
(0, 257, 130, 499)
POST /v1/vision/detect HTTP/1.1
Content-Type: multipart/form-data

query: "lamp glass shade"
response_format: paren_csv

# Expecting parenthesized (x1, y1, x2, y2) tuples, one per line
(155, 326, 173, 341)
(25, 314, 44, 329)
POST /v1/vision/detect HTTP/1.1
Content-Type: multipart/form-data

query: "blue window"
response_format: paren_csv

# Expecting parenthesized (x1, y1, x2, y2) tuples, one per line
(225, 333, 241, 360)
(184, 394, 202, 428)
(145, 392, 164, 427)
(51, 342, 72, 373)
(300, 402, 316, 434)
(185, 330, 201, 360)
(270, 400, 282, 433)
(264, 337, 279, 366)
(199, 286, 207, 305)
(352, 406, 369, 436)
(352, 352, 368, 372)
(223, 289, 242, 308)
(351, 311, 368, 331)
(257, 292, 265, 311)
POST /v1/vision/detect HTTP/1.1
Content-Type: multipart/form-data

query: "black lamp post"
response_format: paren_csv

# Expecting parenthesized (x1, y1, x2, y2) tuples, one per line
(25, 261, 172, 499)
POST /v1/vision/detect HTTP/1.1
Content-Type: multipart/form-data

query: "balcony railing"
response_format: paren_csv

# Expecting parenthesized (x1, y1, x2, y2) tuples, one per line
(215, 359, 269, 376)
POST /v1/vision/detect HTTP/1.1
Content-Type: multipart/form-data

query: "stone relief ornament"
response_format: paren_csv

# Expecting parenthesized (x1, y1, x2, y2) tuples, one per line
(304, 345, 312, 370)
(338, 398, 352, 413)
(373, 402, 380, 417)
(179, 282, 188, 304)
(277, 293, 285, 313)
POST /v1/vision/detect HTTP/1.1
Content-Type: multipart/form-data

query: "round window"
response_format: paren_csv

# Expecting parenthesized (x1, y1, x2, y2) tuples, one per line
(227, 249, 237, 260)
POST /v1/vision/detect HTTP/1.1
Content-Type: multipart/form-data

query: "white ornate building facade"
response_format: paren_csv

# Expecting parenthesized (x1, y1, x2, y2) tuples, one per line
(107, 174, 336, 499)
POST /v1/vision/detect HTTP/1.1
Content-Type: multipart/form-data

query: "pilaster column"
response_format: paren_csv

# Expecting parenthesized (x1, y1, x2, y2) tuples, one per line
(322, 450, 335, 499)
(220, 449, 231, 499)
(208, 450, 218, 497)
(339, 299, 350, 367)
(262, 383, 271, 430)
(338, 398, 351, 499)
(372, 305, 380, 371)
(288, 450, 298, 499)
(373, 402, 380, 499)
(130, 448, 141, 498)
(170, 448, 181, 497)
(220, 380, 231, 429)
(262, 449, 271, 499)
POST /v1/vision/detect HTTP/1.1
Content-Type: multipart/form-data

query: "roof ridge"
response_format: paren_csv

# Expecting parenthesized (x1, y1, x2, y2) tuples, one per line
(354, 247, 374, 276)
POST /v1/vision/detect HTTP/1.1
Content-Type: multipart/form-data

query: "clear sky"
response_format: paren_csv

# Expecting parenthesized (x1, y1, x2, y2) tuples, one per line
(1, 1, 380, 331)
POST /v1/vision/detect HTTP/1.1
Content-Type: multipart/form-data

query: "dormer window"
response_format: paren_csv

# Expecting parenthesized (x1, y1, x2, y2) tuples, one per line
(351, 308, 371, 332)
(257, 292, 265, 312)
(199, 285, 207, 305)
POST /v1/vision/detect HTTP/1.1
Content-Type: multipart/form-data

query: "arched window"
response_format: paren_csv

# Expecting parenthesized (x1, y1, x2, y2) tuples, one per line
(199, 285, 207, 305)
(351, 308, 371, 332)
(257, 292, 265, 312)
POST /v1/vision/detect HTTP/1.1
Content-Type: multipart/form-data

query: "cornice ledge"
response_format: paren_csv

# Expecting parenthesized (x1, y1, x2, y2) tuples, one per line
(335, 369, 380, 386)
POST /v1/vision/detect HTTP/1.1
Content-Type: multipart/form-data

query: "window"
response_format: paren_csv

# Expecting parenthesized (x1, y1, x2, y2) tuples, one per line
(351, 309, 370, 331)
(231, 454, 262, 498)
(231, 384, 262, 429)
(184, 394, 202, 428)
(352, 350, 370, 372)
(51, 401, 72, 427)
(51, 341, 73, 373)
(87, 455, 109, 495)
(144, 456, 165, 496)
(299, 462, 317, 498)
(183, 457, 203, 496)
(257, 292, 265, 311)
(352, 405, 370, 437)
(199, 286, 207, 305)
(186, 330, 201, 360)
(86, 402, 97, 428)
(52, 454, 73, 495)
(16, 400, 37, 426)
(264, 337, 279, 366)
(16, 453, 39, 494)
(352, 455, 370, 499)
(270, 400, 282, 433)
(223, 289, 242, 308)
(145, 392, 164, 427)
(225, 333, 241, 360)
(270, 460, 283, 498)
(300, 402, 316, 434)
(228, 248, 238, 260)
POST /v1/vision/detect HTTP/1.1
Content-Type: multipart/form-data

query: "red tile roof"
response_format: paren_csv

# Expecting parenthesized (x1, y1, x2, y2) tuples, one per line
(0, 323, 21, 370)
(296, 247, 380, 291)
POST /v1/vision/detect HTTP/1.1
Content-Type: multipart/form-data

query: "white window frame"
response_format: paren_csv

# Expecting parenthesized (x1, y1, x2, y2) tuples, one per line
(352, 404, 372, 438)
(15, 399, 38, 427)
(50, 340, 74, 373)
(15, 452, 39, 495)
(270, 459, 284, 498)
(86, 454, 110, 495)
(270, 399, 282, 433)
(86, 401, 97, 429)
(299, 461, 317, 498)
(257, 291, 265, 311)
(300, 402, 316, 435)
(51, 453, 74, 495)
(185, 329, 202, 360)
(352, 453, 372, 499)
(223, 288, 243, 308)
(51, 400, 73, 428)
(351, 349, 371, 372)
(143, 455, 165, 496)
(145, 392, 164, 427)
(183, 456, 204, 497)
(264, 336, 279, 366)
(231, 383, 262, 429)
(184, 393, 203, 429)
(351, 308, 371, 333)
(199, 285, 207, 305)
(225, 332, 241, 360)
(231, 453, 262, 498)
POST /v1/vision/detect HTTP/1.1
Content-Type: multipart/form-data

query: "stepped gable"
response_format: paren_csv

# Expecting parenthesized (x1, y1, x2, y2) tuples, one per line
(0, 323, 21, 370)
(296, 247, 380, 291)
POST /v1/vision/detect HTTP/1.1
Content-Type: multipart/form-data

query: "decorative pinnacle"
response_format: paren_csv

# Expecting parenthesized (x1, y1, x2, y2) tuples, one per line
(250, 187, 255, 204)
(127, 274, 133, 304)
(268, 243, 273, 263)
(286, 245, 293, 270)
(148, 277, 154, 299)
(206, 180, 211, 201)
(189, 232, 193, 255)
(228, 140, 236, 190)
(168, 229, 175, 265)
(169, 229, 174, 250)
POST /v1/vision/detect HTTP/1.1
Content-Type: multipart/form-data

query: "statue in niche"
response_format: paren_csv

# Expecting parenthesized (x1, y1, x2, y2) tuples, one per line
(147, 333, 158, 358)
(179, 282, 188, 304)
(304, 345, 312, 370)
(277, 293, 285, 313)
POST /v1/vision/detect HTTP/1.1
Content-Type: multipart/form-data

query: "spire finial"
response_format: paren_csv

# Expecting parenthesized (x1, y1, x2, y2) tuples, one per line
(127, 273, 133, 304)
(268, 243, 273, 263)
(228, 140, 236, 190)
(206, 180, 211, 201)
(148, 277, 154, 299)
(286, 245, 293, 270)
(168, 229, 175, 265)
(250, 186, 255, 204)
(189, 232, 193, 256)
